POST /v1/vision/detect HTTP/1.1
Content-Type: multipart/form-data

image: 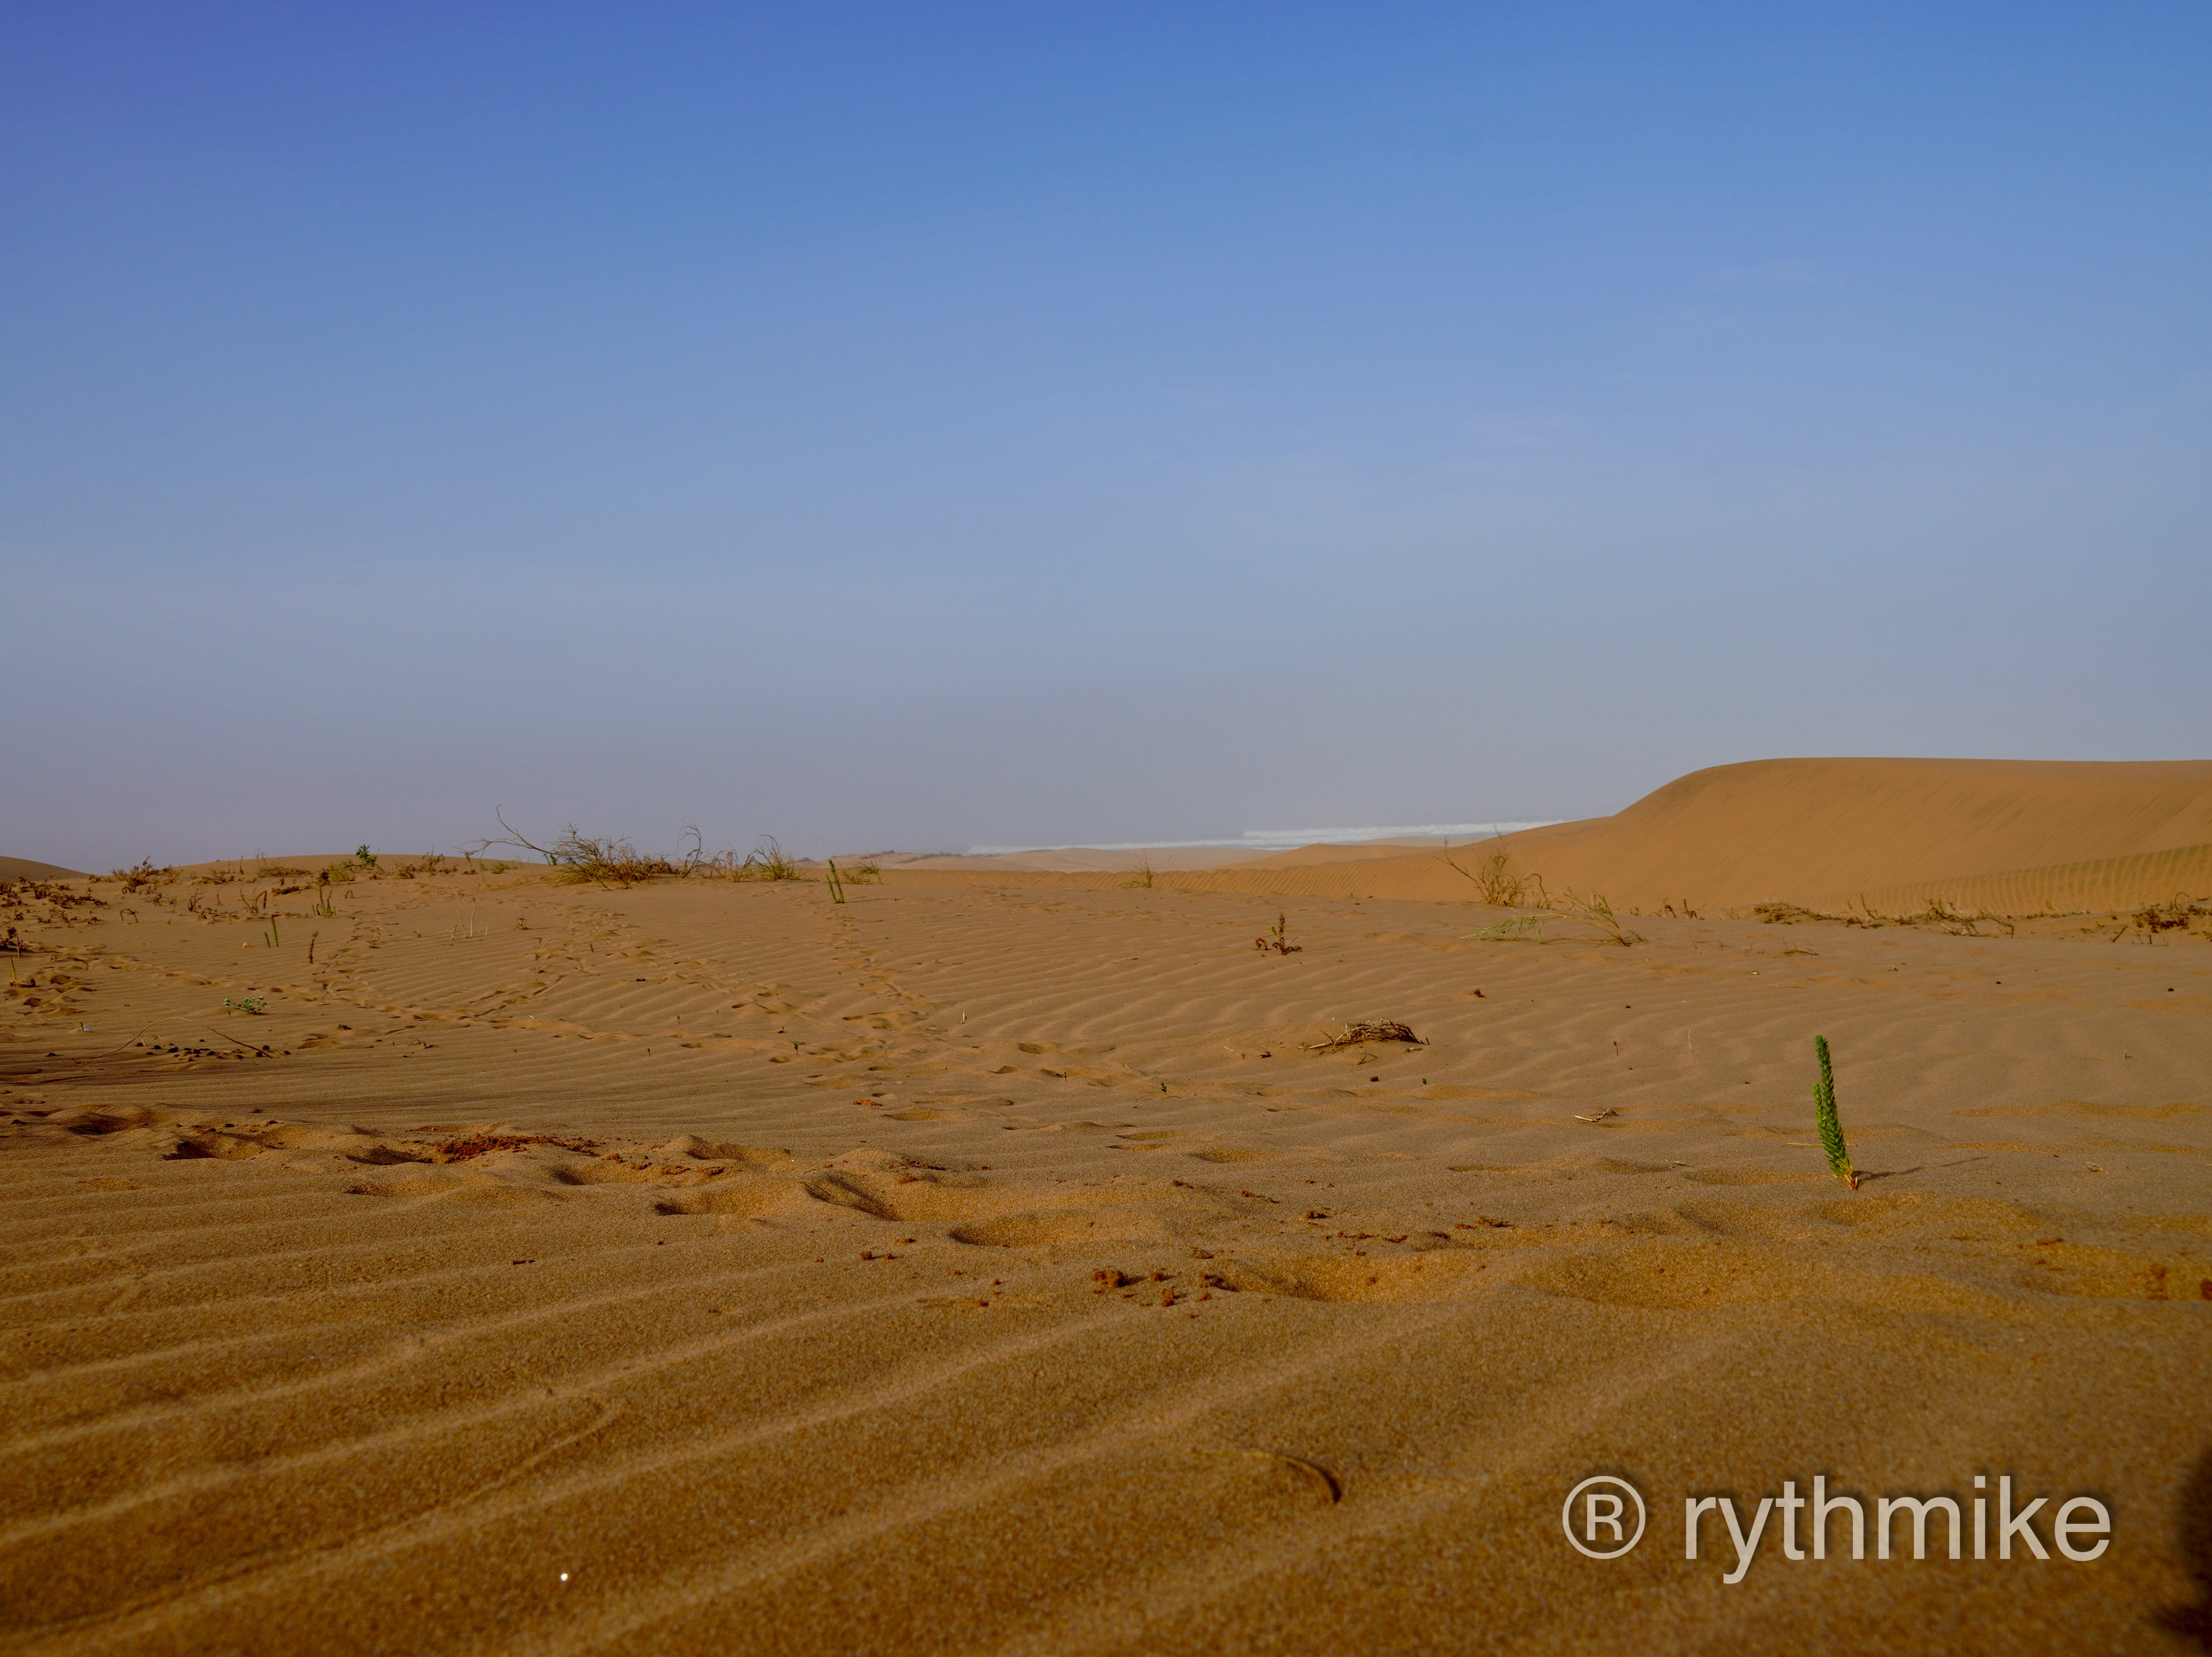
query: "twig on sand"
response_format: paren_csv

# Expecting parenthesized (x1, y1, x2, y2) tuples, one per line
(1198, 1448, 1343, 1502)
(39, 1024, 153, 1064)
(1574, 1107, 1621, 1124)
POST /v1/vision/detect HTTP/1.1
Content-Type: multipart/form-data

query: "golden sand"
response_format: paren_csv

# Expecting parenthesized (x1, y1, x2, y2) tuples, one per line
(4, 763, 2209, 1653)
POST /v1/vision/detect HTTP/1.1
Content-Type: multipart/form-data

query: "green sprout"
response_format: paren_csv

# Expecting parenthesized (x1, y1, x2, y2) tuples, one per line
(1812, 1034, 1860, 1189)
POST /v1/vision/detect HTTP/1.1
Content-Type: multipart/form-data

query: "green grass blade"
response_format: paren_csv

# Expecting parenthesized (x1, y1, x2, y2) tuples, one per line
(1812, 1034, 1858, 1189)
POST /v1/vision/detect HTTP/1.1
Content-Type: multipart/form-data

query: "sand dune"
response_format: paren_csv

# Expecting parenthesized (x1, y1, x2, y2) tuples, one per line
(3, 830, 2207, 1653)
(0, 858, 84, 882)
(941, 758, 2212, 917)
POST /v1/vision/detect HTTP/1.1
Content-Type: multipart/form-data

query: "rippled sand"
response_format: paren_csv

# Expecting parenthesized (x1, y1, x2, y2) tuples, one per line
(4, 863, 2208, 1653)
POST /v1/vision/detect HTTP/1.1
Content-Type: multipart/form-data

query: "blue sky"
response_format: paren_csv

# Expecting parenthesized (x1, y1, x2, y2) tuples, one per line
(4, 3, 2208, 869)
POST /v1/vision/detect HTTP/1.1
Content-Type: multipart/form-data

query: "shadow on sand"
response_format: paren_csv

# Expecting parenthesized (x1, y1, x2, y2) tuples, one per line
(2163, 1446, 2212, 1650)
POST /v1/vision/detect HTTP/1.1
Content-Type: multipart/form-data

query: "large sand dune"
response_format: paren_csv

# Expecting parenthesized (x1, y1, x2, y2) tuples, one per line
(2, 824, 2207, 1653)
(1007, 758, 2212, 917)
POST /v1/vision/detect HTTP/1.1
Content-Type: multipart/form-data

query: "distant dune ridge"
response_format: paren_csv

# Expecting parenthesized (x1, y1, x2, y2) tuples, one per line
(893, 757, 2212, 917)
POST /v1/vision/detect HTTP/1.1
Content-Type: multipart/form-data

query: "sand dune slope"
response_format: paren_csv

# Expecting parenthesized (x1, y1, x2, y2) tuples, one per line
(0, 858, 84, 882)
(1014, 758, 2212, 915)
(2, 863, 2208, 1653)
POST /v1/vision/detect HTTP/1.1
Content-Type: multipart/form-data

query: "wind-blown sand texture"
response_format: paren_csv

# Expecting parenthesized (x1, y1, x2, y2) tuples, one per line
(4, 776, 2210, 1654)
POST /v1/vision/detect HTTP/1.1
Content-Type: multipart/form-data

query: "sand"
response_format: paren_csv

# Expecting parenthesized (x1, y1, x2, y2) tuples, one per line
(4, 767, 2210, 1654)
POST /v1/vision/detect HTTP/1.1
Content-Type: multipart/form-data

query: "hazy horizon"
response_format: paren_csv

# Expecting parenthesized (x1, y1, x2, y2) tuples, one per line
(6, 4, 2208, 874)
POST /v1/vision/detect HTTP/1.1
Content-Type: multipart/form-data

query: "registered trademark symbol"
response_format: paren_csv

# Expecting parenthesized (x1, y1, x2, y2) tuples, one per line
(1563, 1475, 1647, 1559)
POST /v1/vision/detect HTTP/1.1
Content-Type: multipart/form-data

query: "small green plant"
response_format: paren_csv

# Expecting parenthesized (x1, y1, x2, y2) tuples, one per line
(1124, 855, 1156, 890)
(1812, 1034, 1859, 1189)
(1254, 913, 1302, 954)
(824, 859, 847, 903)
(355, 846, 378, 868)
(224, 996, 267, 1015)
(1469, 915, 1545, 941)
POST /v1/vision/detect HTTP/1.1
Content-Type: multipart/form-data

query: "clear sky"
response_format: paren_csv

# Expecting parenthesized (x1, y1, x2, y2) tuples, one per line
(5, 3, 2208, 870)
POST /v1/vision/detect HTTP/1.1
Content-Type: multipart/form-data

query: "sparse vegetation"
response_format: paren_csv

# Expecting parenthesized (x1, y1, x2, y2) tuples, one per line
(1440, 842, 1547, 908)
(467, 812, 804, 887)
(4, 878, 101, 914)
(1254, 912, 1302, 954)
(1306, 1020, 1426, 1053)
(1753, 898, 2015, 936)
(1812, 1034, 1859, 1189)
(733, 836, 800, 881)
(1124, 856, 1156, 890)
(1558, 889, 1644, 946)
(355, 846, 378, 868)
(824, 860, 848, 904)
(222, 996, 267, 1016)
(2114, 893, 2210, 941)
(112, 859, 176, 891)
(1469, 915, 1546, 942)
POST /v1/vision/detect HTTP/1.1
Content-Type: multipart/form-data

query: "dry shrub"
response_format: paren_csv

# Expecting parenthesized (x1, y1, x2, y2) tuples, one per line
(1558, 889, 1644, 946)
(2115, 893, 2210, 940)
(1760, 897, 2016, 937)
(469, 813, 801, 887)
(1306, 1020, 1426, 1053)
(1441, 844, 1548, 909)
(1752, 902, 1847, 925)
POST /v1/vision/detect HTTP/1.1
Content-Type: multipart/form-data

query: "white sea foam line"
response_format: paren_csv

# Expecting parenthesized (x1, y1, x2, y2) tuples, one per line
(965, 821, 1561, 856)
